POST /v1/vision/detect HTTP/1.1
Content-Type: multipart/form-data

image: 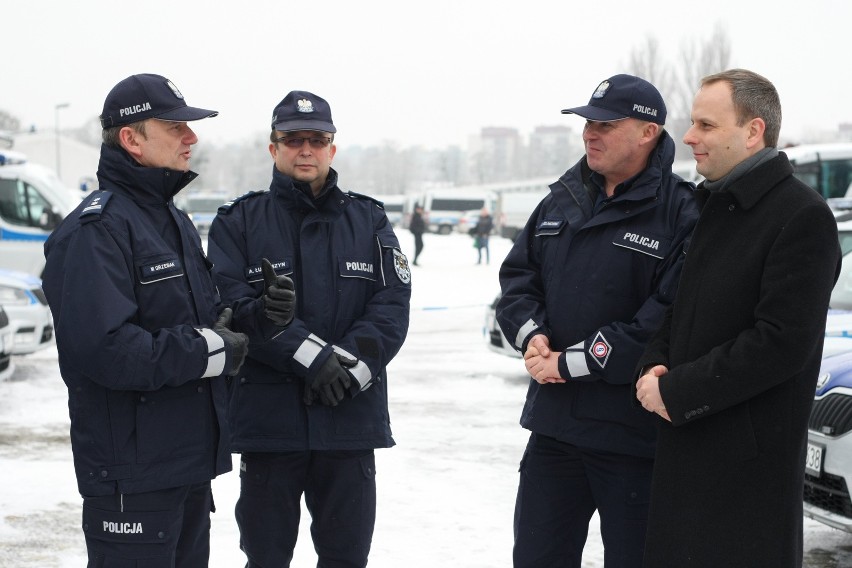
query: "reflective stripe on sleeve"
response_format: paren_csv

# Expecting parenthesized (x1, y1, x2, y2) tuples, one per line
(333, 345, 373, 390)
(294, 334, 326, 370)
(564, 341, 589, 378)
(515, 318, 540, 350)
(195, 327, 226, 378)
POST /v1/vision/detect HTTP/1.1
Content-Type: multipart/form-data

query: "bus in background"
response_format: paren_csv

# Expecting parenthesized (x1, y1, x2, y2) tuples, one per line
(782, 143, 852, 202)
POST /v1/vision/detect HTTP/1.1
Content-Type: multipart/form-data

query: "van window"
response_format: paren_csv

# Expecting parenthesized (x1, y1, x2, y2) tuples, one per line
(0, 178, 55, 229)
(430, 198, 485, 211)
(792, 157, 852, 199)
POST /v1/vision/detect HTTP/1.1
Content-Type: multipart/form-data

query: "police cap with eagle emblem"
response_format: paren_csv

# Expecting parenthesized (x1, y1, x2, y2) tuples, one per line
(100, 73, 218, 128)
(562, 73, 666, 125)
(271, 90, 337, 134)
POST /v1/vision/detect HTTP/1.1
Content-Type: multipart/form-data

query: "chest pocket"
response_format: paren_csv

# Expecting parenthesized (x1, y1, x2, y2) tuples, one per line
(137, 255, 184, 284)
(611, 230, 671, 260)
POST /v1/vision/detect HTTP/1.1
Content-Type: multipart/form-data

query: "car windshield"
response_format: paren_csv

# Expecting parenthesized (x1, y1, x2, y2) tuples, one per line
(830, 251, 852, 310)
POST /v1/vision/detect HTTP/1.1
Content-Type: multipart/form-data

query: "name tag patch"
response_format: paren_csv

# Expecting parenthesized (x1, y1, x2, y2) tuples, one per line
(535, 217, 565, 236)
(246, 258, 292, 283)
(339, 258, 376, 281)
(613, 231, 668, 259)
(138, 257, 184, 284)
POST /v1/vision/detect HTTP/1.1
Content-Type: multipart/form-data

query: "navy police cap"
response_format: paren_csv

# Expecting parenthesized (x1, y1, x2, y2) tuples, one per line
(271, 90, 336, 134)
(100, 73, 218, 128)
(562, 74, 666, 125)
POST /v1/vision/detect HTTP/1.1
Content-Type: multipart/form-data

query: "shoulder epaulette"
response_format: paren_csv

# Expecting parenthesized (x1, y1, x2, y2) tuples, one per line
(78, 191, 113, 222)
(217, 189, 269, 214)
(347, 191, 385, 209)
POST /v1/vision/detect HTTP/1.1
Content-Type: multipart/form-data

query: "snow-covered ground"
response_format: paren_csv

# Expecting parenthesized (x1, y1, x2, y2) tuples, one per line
(1, 231, 851, 566)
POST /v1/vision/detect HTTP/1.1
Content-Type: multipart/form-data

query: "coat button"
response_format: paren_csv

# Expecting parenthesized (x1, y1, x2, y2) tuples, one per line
(728, 204, 735, 211)
(158, 531, 166, 539)
(100, 470, 108, 478)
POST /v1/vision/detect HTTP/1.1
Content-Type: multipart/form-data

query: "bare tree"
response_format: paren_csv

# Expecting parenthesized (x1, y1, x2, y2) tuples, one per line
(0, 110, 21, 133)
(626, 24, 732, 159)
(672, 23, 732, 121)
(627, 36, 676, 98)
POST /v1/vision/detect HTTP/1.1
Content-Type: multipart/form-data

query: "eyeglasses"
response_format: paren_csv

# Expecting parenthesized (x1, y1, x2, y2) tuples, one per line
(275, 136, 332, 149)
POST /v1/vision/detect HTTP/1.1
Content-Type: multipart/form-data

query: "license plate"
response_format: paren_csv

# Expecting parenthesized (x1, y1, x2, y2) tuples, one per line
(806, 441, 825, 477)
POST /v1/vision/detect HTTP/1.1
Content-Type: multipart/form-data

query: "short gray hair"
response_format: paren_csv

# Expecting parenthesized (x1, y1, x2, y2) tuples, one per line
(701, 68, 782, 147)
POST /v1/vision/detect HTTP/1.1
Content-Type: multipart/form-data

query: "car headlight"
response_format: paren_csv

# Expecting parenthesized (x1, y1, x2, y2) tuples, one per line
(816, 372, 831, 391)
(0, 285, 35, 306)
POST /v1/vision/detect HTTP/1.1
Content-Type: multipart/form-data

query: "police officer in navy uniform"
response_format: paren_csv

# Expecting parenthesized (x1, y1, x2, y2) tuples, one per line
(497, 75, 699, 567)
(42, 74, 267, 567)
(207, 91, 411, 567)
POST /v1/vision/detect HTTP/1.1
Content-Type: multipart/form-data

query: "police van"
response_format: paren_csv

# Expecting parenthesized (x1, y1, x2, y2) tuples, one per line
(0, 150, 84, 277)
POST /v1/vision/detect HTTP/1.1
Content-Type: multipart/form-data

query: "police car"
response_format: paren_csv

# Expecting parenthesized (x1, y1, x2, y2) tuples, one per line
(0, 269, 54, 355)
(484, 292, 520, 358)
(803, 249, 852, 532)
(0, 305, 13, 381)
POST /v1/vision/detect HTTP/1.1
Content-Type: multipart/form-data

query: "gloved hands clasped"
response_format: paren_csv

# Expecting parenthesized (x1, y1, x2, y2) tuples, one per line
(214, 307, 249, 376)
(305, 351, 357, 406)
(261, 258, 295, 327)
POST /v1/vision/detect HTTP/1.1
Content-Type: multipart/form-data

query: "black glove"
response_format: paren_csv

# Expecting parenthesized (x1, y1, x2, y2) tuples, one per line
(213, 307, 249, 376)
(304, 352, 357, 406)
(261, 258, 296, 326)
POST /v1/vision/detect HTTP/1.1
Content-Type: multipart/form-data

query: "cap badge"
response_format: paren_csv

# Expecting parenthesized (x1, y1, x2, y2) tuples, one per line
(592, 80, 611, 99)
(165, 80, 184, 100)
(297, 98, 315, 113)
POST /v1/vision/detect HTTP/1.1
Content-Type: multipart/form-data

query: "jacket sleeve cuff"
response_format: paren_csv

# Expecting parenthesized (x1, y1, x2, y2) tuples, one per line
(559, 340, 591, 380)
(194, 327, 227, 378)
(331, 345, 373, 394)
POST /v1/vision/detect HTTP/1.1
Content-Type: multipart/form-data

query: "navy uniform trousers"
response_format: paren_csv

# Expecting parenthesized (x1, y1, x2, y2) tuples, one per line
(513, 433, 653, 568)
(82, 481, 213, 568)
(237, 449, 377, 568)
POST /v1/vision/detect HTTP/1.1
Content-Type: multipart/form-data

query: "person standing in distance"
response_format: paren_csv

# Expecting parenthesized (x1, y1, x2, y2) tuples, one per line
(497, 74, 699, 567)
(473, 206, 494, 265)
(207, 90, 411, 568)
(635, 69, 841, 567)
(409, 203, 426, 266)
(41, 74, 263, 567)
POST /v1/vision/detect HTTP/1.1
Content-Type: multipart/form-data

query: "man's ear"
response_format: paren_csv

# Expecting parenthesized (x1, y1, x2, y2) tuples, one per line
(641, 122, 661, 145)
(745, 117, 767, 150)
(118, 126, 143, 159)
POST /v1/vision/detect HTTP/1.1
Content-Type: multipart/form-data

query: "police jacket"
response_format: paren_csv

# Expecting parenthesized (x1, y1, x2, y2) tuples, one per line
(497, 132, 698, 458)
(42, 144, 233, 497)
(207, 167, 411, 452)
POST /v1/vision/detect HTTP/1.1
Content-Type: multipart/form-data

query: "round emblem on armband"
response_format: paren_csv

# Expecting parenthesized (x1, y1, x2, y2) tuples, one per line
(392, 249, 411, 284)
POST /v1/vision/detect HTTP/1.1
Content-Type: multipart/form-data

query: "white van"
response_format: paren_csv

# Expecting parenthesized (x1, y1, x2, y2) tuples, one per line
(377, 194, 407, 227)
(417, 190, 497, 235)
(0, 150, 84, 277)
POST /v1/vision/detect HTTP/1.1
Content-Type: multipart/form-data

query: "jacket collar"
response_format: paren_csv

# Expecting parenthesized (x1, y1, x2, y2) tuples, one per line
(555, 129, 678, 205)
(96, 144, 198, 203)
(269, 166, 343, 211)
(696, 152, 793, 211)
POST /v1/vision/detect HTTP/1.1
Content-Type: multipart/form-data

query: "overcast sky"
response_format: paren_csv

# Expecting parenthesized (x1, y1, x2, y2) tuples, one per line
(6, 0, 850, 150)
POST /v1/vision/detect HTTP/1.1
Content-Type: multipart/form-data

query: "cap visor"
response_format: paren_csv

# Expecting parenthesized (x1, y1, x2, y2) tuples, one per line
(272, 119, 337, 134)
(157, 106, 219, 122)
(561, 105, 628, 122)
